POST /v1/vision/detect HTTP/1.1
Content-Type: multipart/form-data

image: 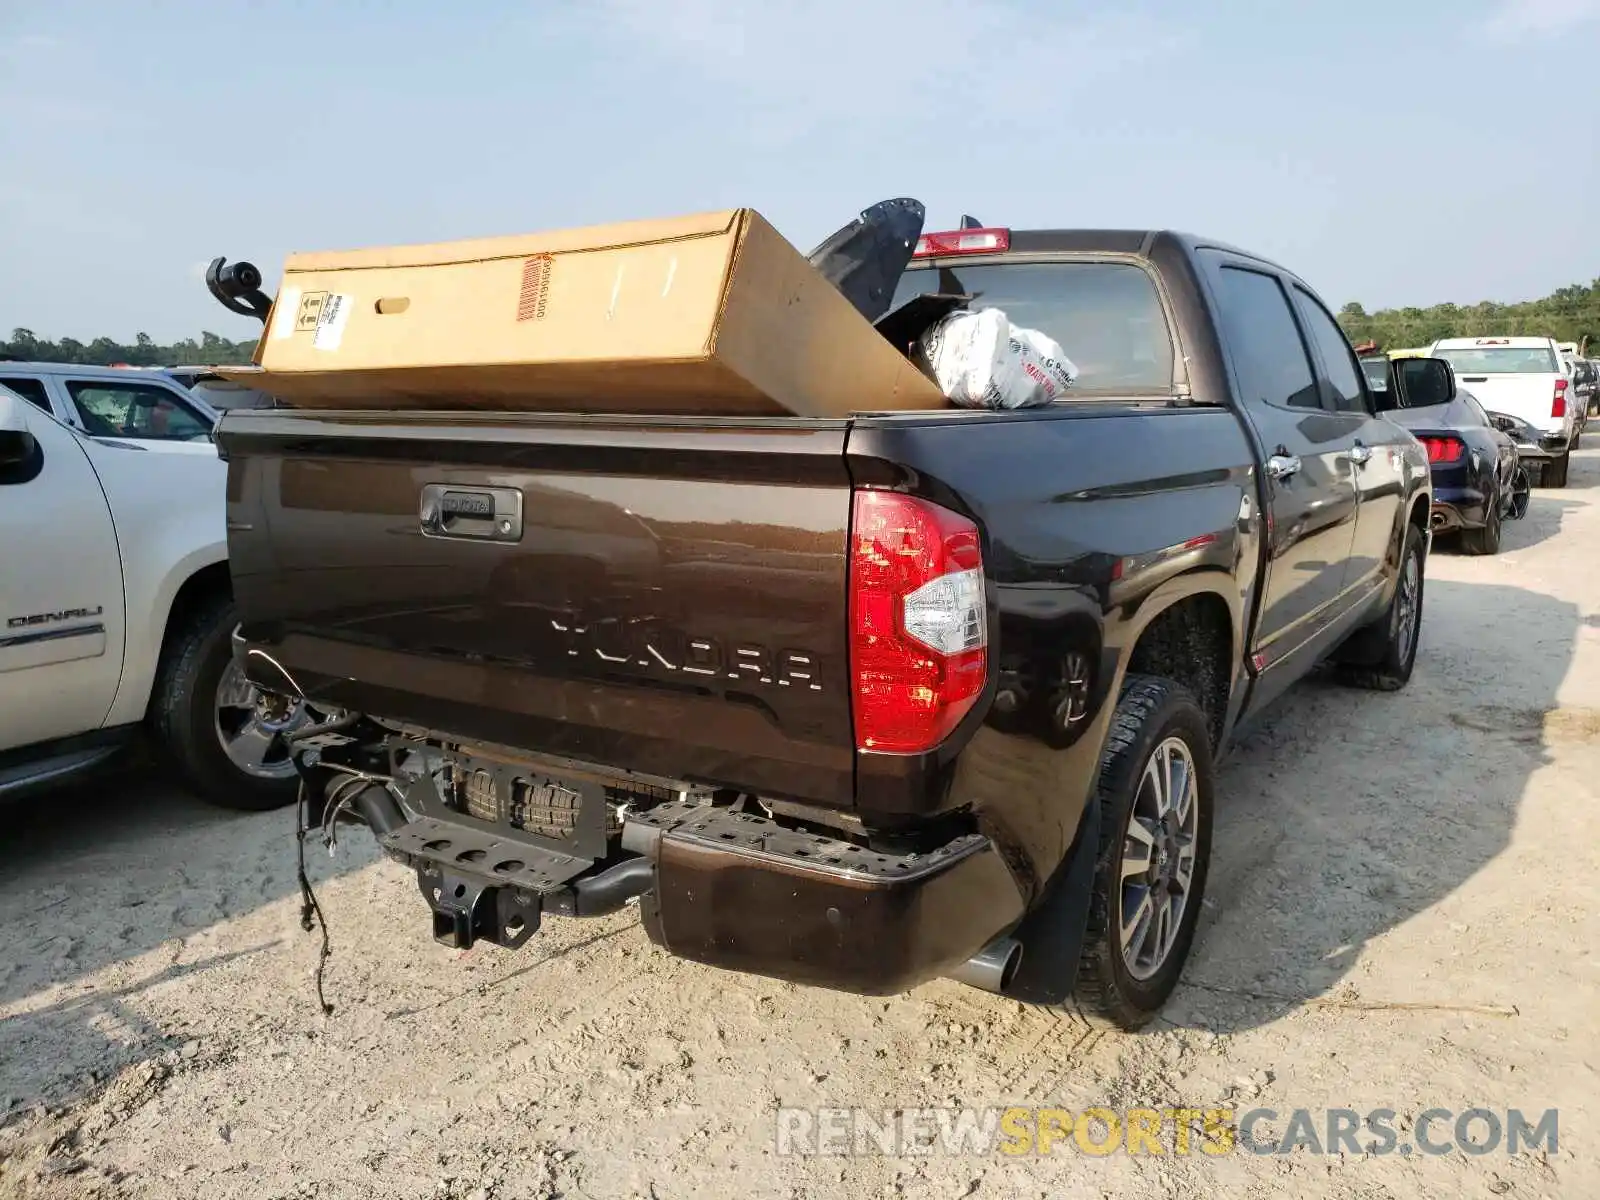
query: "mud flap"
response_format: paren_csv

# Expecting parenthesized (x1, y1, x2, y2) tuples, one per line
(806, 197, 926, 323)
(1001, 799, 1101, 1006)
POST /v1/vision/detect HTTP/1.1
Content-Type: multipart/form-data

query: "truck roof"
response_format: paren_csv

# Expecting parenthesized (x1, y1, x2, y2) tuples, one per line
(969, 228, 1281, 266)
(910, 228, 1312, 300)
(1430, 336, 1558, 350)
(0, 361, 184, 380)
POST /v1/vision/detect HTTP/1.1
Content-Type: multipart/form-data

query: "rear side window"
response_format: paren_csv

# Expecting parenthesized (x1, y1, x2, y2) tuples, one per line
(0, 376, 53, 413)
(888, 261, 1175, 392)
(1210, 267, 1320, 409)
(1294, 288, 1368, 413)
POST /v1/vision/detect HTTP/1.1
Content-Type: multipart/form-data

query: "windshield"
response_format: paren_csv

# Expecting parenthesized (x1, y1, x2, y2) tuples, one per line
(1360, 357, 1389, 390)
(888, 260, 1175, 392)
(1433, 346, 1559, 375)
(186, 377, 277, 410)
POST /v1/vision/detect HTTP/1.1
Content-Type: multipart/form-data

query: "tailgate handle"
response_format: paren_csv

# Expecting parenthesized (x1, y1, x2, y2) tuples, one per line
(419, 484, 523, 542)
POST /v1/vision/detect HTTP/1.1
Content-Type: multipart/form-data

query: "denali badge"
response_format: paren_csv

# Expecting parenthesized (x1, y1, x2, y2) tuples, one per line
(6, 605, 104, 629)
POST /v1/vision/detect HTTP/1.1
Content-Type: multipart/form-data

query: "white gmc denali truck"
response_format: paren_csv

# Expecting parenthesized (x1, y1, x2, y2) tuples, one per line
(0, 383, 318, 808)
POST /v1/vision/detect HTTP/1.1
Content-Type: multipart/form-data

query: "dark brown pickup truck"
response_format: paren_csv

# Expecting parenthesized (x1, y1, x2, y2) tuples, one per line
(218, 228, 1435, 1028)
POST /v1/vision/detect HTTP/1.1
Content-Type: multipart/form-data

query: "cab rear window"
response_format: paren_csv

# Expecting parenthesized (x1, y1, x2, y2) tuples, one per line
(1433, 347, 1558, 374)
(889, 261, 1175, 392)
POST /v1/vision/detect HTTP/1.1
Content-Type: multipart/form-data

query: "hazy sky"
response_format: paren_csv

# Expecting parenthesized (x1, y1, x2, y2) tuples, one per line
(1, 0, 1596, 343)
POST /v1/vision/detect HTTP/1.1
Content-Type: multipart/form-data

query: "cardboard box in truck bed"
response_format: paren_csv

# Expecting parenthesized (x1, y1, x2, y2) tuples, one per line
(238, 208, 947, 416)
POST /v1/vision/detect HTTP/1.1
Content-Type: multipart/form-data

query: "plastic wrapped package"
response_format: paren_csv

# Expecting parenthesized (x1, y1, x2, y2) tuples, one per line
(916, 308, 1079, 410)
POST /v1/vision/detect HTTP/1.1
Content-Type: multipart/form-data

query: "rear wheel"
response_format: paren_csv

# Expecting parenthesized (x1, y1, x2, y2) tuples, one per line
(150, 597, 323, 811)
(1459, 494, 1503, 555)
(1070, 675, 1214, 1031)
(1543, 452, 1570, 488)
(1335, 521, 1424, 691)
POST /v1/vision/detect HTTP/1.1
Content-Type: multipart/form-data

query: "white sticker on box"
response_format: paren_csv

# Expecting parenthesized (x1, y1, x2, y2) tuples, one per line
(270, 286, 302, 340)
(312, 293, 352, 351)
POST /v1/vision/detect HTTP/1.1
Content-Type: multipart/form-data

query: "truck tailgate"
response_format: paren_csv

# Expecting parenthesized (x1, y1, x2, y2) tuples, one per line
(1454, 375, 1563, 434)
(218, 410, 856, 807)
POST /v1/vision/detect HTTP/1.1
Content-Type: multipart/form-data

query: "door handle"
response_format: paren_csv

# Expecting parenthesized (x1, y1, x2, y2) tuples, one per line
(1266, 453, 1301, 481)
(1344, 441, 1372, 467)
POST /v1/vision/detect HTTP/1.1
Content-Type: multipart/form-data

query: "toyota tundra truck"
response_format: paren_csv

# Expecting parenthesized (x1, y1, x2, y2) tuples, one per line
(216, 228, 1434, 1029)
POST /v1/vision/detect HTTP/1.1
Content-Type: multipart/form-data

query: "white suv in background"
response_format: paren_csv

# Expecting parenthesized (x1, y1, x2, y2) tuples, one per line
(1427, 336, 1579, 487)
(0, 361, 218, 451)
(0, 384, 317, 809)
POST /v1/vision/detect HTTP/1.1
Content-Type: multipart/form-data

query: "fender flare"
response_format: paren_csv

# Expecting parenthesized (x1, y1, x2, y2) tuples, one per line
(1101, 568, 1244, 719)
(105, 542, 230, 727)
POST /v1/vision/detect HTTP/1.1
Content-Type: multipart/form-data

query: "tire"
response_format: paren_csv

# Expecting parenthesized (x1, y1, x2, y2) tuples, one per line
(1543, 452, 1570, 488)
(1070, 675, 1214, 1031)
(1459, 495, 1503, 556)
(149, 596, 300, 811)
(1335, 521, 1425, 691)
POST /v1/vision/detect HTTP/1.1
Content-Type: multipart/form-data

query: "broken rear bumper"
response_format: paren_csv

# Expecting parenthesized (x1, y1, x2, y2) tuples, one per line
(379, 795, 1026, 997)
(624, 802, 1027, 996)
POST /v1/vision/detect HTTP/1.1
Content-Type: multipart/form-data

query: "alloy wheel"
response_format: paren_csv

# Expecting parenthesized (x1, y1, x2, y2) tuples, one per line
(1394, 552, 1420, 663)
(1118, 735, 1201, 981)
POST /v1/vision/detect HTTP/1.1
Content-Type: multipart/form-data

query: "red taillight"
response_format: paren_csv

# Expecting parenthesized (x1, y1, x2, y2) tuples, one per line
(1554, 378, 1568, 419)
(911, 228, 1010, 258)
(849, 491, 988, 754)
(1420, 436, 1465, 464)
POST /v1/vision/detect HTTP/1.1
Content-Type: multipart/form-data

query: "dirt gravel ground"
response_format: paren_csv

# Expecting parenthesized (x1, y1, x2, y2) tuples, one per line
(5, 451, 1600, 1200)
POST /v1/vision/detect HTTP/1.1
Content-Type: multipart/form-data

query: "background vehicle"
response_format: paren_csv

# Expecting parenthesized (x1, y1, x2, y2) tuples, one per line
(215, 227, 1433, 1029)
(1426, 336, 1577, 486)
(1381, 360, 1527, 554)
(0, 361, 217, 450)
(1573, 358, 1599, 416)
(1360, 353, 1390, 394)
(166, 364, 281, 413)
(0, 385, 314, 809)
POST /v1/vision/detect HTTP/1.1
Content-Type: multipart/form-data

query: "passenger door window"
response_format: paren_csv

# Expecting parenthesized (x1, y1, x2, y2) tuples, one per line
(64, 381, 213, 441)
(1294, 288, 1369, 414)
(1211, 267, 1321, 410)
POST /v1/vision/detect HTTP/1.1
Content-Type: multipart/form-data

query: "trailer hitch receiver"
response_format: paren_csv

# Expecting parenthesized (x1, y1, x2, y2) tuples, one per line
(417, 865, 542, 951)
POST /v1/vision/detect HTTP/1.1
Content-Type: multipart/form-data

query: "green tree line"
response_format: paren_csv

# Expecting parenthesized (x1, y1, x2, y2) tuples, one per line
(1, 328, 257, 367)
(1337, 278, 1600, 353)
(6, 272, 1597, 368)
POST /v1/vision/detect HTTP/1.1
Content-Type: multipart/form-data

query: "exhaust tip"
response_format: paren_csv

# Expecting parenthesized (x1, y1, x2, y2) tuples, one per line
(948, 936, 1023, 994)
(1430, 512, 1447, 530)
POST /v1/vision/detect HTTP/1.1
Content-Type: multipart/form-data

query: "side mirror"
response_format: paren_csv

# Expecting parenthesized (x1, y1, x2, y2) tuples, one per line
(1395, 357, 1456, 409)
(0, 389, 39, 470)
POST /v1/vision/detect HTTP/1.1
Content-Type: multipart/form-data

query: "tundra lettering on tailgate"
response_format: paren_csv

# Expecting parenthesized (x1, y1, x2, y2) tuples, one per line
(550, 615, 823, 692)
